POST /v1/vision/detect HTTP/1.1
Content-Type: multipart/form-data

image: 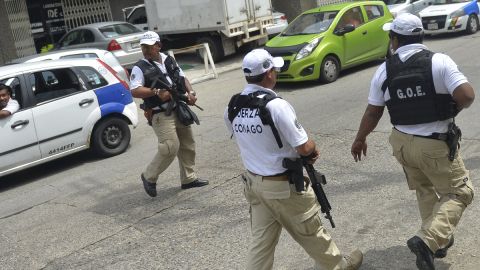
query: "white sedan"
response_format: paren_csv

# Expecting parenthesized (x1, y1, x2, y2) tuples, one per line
(419, 0, 479, 35)
(267, 11, 289, 36)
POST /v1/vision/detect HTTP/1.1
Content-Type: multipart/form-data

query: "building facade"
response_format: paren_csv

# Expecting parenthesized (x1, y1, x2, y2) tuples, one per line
(0, 0, 142, 65)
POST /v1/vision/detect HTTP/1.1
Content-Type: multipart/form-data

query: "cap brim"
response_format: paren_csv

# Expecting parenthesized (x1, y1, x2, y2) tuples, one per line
(140, 39, 157, 45)
(272, 57, 284, 68)
(382, 22, 392, 32)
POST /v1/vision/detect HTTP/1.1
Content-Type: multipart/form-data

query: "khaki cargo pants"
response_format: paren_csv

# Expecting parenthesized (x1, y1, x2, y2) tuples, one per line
(242, 171, 348, 270)
(389, 128, 474, 252)
(143, 112, 196, 185)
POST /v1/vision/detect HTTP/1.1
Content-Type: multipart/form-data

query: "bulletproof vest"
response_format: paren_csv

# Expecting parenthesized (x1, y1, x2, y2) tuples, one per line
(382, 50, 457, 125)
(134, 56, 185, 109)
(227, 91, 283, 148)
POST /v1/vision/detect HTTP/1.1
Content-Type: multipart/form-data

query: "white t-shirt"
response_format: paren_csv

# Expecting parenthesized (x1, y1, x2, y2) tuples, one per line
(369, 44, 468, 136)
(129, 52, 185, 90)
(224, 84, 308, 176)
(1, 98, 19, 114)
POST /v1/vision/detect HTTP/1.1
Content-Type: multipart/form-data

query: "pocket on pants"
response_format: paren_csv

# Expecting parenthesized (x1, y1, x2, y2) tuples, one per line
(292, 204, 322, 236)
(158, 139, 174, 156)
(391, 143, 407, 166)
(262, 181, 291, 200)
(421, 148, 451, 173)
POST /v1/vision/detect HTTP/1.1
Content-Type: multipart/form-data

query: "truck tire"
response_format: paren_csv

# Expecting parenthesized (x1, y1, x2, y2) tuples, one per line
(196, 36, 224, 62)
(91, 117, 131, 158)
(466, 14, 479, 34)
(319, 55, 340, 83)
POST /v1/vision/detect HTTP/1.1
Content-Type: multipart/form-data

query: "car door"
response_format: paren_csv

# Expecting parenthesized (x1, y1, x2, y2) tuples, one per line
(28, 67, 99, 158)
(335, 6, 369, 65)
(0, 76, 41, 175)
(363, 4, 390, 58)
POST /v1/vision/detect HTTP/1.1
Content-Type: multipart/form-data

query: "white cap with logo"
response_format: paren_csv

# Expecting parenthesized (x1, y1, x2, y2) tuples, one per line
(140, 31, 161, 45)
(383, 13, 424, 36)
(242, 49, 284, 77)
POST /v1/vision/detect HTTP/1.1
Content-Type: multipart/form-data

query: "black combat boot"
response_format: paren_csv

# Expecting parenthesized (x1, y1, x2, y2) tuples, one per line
(407, 236, 435, 270)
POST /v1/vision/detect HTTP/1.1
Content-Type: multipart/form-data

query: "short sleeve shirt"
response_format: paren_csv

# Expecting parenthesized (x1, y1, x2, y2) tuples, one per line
(369, 44, 468, 135)
(224, 84, 308, 175)
(2, 98, 19, 114)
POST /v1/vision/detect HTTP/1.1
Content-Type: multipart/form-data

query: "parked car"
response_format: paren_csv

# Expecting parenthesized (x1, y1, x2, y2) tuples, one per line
(10, 48, 129, 83)
(267, 11, 289, 36)
(265, 1, 393, 83)
(383, 0, 433, 17)
(419, 0, 479, 35)
(0, 59, 138, 177)
(55, 22, 144, 68)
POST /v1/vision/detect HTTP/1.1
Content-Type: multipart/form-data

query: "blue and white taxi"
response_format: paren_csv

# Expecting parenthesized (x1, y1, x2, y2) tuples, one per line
(419, 0, 479, 34)
(0, 58, 138, 177)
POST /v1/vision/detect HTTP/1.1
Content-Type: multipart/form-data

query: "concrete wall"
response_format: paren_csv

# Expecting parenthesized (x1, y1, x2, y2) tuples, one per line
(271, 0, 318, 23)
(0, 1, 20, 65)
(109, 0, 144, 21)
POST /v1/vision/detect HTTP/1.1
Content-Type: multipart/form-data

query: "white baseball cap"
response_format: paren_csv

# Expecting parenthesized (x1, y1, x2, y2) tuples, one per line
(383, 13, 424, 36)
(140, 31, 160, 45)
(242, 49, 284, 77)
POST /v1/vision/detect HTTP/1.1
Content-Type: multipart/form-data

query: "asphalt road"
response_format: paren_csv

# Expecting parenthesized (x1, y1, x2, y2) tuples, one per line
(1, 32, 479, 270)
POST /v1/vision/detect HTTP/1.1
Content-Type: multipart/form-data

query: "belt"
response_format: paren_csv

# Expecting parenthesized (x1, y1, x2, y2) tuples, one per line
(247, 170, 289, 181)
(394, 127, 448, 141)
(414, 133, 448, 141)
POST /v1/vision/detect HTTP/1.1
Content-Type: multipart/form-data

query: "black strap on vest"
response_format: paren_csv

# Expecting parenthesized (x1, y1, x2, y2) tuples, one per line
(228, 91, 283, 148)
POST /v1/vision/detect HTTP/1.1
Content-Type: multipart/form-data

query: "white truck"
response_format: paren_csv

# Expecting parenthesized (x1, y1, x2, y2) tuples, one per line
(123, 0, 274, 61)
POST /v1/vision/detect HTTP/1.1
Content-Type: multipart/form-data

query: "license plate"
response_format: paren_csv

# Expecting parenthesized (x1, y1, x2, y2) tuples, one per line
(427, 23, 438, 30)
(131, 42, 140, 49)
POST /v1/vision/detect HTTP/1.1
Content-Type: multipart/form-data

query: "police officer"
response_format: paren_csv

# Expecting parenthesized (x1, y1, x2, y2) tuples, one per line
(130, 31, 208, 197)
(225, 49, 363, 270)
(351, 14, 475, 270)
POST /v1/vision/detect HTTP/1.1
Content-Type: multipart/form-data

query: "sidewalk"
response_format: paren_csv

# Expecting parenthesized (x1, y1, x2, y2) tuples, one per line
(172, 51, 244, 85)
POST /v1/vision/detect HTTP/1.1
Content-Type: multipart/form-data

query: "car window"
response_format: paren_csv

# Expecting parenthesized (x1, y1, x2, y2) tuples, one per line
(29, 68, 84, 104)
(282, 11, 338, 36)
(127, 7, 147, 24)
(365, 5, 384, 21)
(0, 77, 23, 109)
(337, 7, 365, 29)
(99, 23, 141, 38)
(433, 0, 470, 4)
(77, 67, 108, 89)
(60, 53, 99, 59)
(383, 0, 407, 4)
(61, 30, 82, 46)
(80, 30, 95, 43)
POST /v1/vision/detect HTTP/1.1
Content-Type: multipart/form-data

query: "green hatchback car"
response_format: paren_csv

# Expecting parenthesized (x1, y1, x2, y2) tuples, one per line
(265, 1, 393, 83)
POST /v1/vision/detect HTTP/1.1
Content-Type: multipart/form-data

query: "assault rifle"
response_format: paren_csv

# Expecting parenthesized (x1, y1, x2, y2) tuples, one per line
(152, 67, 203, 116)
(282, 158, 335, 228)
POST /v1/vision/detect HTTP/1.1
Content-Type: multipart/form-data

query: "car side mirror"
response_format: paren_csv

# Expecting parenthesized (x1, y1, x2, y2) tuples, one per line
(334, 24, 355, 36)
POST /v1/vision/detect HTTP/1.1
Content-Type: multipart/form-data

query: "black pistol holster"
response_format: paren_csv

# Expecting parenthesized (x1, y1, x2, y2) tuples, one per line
(282, 158, 305, 192)
(446, 122, 462, 161)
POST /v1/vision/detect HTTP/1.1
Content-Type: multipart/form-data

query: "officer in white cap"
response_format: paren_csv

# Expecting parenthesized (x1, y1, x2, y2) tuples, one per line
(225, 48, 363, 270)
(130, 31, 209, 197)
(351, 13, 475, 270)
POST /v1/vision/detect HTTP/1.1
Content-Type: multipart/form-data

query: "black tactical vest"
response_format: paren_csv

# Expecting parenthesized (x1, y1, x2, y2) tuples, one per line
(134, 56, 185, 109)
(382, 50, 457, 125)
(227, 91, 283, 148)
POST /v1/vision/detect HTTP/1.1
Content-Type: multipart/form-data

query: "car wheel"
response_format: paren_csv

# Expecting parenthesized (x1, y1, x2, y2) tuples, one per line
(466, 14, 479, 34)
(196, 36, 224, 62)
(91, 117, 131, 157)
(319, 55, 340, 83)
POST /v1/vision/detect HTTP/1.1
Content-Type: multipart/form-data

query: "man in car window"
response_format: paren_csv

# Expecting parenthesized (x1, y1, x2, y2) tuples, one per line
(0, 84, 19, 119)
(129, 31, 209, 197)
